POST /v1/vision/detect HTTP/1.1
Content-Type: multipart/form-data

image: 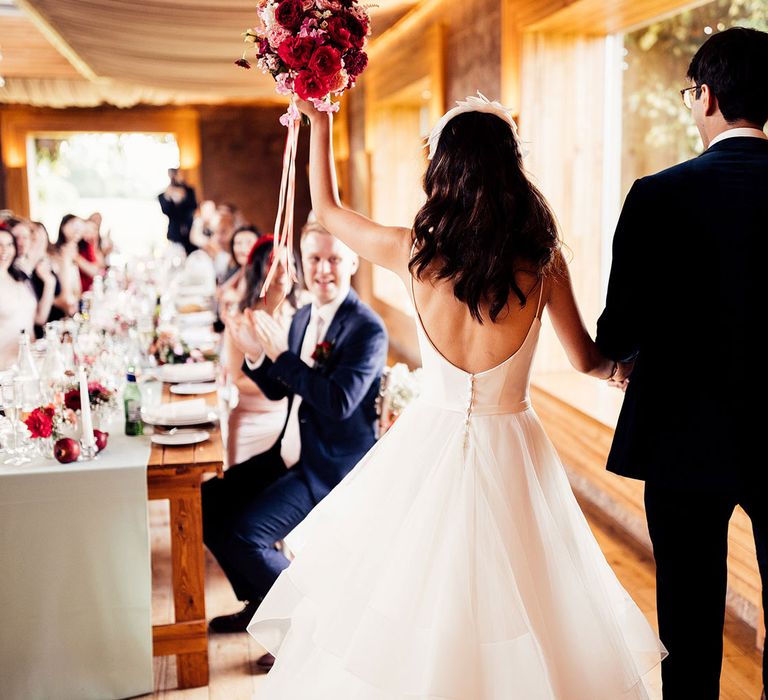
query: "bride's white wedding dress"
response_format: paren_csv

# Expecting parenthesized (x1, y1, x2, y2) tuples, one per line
(248, 279, 665, 699)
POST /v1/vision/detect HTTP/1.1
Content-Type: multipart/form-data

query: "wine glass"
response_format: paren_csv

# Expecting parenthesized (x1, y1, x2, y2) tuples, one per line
(0, 380, 31, 465)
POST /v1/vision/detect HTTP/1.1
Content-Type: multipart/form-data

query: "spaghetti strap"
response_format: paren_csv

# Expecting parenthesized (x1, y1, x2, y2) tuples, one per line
(534, 276, 546, 320)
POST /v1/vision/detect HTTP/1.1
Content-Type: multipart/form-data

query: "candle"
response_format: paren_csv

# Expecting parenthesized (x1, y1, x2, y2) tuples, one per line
(78, 366, 95, 448)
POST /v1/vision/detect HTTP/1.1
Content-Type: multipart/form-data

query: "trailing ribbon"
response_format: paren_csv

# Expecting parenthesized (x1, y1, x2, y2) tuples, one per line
(260, 101, 301, 298)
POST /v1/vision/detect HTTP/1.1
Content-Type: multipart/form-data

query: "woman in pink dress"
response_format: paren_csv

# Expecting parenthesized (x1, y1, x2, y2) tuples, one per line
(223, 236, 301, 468)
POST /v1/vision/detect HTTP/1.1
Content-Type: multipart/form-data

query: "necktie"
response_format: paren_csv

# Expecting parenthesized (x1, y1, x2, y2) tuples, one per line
(280, 313, 324, 467)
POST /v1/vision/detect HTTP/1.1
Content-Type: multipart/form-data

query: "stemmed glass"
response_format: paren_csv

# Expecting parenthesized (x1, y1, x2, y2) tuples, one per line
(0, 380, 31, 465)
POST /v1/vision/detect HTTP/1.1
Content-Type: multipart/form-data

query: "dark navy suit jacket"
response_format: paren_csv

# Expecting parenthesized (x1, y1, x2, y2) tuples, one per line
(243, 288, 388, 502)
(596, 137, 768, 490)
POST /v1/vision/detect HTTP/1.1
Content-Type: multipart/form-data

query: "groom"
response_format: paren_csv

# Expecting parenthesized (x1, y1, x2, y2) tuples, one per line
(202, 223, 387, 646)
(597, 28, 768, 699)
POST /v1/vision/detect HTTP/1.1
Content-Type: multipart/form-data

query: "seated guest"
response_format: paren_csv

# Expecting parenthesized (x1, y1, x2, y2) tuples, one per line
(223, 235, 297, 467)
(217, 225, 261, 309)
(8, 218, 57, 337)
(203, 223, 387, 634)
(76, 216, 105, 292)
(49, 214, 83, 321)
(211, 203, 243, 283)
(189, 200, 218, 251)
(0, 225, 37, 369)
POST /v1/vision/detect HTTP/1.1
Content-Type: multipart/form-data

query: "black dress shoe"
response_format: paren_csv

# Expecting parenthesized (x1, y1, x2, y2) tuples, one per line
(256, 652, 275, 671)
(208, 600, 260, 633)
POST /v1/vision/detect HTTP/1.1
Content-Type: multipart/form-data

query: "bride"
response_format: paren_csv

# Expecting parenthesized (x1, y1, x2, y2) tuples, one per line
(247, 94, 665, 699)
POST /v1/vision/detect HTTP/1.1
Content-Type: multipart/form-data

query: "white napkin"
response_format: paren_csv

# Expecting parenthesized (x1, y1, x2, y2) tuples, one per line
(153, 399, 208, 420)
(160, 361, 215, 382)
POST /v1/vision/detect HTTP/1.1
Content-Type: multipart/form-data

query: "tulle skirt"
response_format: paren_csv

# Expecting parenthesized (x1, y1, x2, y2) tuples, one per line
(248, 401, 665, 699)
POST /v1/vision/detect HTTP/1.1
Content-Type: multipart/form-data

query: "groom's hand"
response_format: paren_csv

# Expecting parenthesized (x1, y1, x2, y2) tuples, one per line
(608, 360, 634, 392)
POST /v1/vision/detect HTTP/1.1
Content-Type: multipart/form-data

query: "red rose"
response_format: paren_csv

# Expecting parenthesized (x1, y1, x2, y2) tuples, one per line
(275, 0, 304, 30)
(311, 340, 335, 364)
(343, 48, 368, 77)
(64, 388, 81, 411)
(326, 16, 353, 50)
(294, 70, 330, 100)
(234, 58, 252, 69)
(24, 406, 54, 439)
(344, 12, 367, 49)
(277, 36, 316, 69)
(308, 46, 342, 77)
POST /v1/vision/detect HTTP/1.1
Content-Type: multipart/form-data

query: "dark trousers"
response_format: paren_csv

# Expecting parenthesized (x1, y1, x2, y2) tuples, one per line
(202, 446, 316, 602)
(644, 480, 767, 699)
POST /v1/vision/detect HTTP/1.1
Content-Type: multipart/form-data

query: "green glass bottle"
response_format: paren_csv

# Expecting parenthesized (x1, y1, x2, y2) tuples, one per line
(124, 371, 144, 436)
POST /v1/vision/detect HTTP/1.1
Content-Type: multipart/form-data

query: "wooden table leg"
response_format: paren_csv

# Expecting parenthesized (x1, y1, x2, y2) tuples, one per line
(168, 476, 209, 689)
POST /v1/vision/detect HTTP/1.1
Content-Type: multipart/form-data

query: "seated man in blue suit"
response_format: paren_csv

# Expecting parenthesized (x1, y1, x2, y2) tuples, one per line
(202, 222, 388, 649)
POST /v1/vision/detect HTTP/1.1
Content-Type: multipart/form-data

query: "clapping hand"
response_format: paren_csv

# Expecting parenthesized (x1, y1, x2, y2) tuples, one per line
(227, 314, 264, 362)
(248, 310, 289, 362)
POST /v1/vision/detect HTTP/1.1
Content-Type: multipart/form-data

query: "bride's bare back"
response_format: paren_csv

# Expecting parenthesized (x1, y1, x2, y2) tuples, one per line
(302, 110, 613, 381)
(407, 266, 543, 375)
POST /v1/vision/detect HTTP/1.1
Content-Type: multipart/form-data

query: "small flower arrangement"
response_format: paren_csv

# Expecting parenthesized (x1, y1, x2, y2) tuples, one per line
(24, 403, 78, 441)
(149, 330, 218, 366)
(376, 363, 423, 435)
(238, 0, 371, 122)
(63, 381, 117, 412)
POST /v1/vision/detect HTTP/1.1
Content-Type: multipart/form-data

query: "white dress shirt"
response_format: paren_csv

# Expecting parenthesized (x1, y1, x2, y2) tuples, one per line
(245, 287, 350, 467)
(708, 126, 767, 148)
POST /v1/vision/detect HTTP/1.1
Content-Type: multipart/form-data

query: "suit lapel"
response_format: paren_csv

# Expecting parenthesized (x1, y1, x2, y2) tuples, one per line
(290, 304, 312, 355)
(322, 288, 358, 347)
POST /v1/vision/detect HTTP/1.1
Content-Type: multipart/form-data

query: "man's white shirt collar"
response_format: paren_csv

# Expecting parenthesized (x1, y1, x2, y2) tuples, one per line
(708, 127, 767, 148)
(310, 286, 350, 329)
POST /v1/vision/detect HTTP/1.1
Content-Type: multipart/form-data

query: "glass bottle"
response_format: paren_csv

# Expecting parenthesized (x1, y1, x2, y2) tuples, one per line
(124, 371, 144, 436)
(15, 330, 41, 411)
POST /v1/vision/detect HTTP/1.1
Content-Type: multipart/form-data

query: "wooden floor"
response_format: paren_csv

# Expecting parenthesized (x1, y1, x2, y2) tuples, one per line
(141, 498, 763, 700)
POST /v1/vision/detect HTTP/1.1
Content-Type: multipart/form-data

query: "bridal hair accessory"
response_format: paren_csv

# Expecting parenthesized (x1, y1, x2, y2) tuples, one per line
(247, 234, 275, 266)
(426, 92, 524, 160)
(236, 0, 373, 298)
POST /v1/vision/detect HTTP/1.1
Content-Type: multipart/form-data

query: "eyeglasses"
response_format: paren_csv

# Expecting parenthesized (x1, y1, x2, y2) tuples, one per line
(680, 85, 700, 110)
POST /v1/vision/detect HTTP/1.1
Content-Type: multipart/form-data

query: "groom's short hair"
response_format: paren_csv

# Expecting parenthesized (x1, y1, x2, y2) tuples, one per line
(687, 27, 768, 127)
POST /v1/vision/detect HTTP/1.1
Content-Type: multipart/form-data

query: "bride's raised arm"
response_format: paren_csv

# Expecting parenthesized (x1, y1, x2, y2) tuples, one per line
(300, 102, 412, 273)
(547, 250, 619, 381)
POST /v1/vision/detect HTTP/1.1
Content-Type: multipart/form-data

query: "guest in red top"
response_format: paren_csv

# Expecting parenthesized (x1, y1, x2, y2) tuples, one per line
(76, 217, 104, 292)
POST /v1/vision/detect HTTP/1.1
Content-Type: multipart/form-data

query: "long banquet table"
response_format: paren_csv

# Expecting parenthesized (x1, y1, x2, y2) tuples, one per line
(0, 384, 224, 698)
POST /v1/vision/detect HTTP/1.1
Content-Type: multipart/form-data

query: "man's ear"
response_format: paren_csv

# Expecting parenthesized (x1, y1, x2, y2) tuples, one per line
(700, 84, 719, 117)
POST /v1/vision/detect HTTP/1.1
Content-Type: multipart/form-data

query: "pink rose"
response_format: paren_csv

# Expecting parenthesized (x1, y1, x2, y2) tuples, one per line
(277, 36, 317, 69)
(325, 69, 349, 93)
(294, 70, 330, 100)
(308, 45, 342, 77)
(275, 0, 305, 30)
(267, 25, 292, 49)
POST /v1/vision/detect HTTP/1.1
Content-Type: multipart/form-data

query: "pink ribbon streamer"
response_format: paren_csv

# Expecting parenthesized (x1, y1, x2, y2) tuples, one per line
(260, 114, 300, 298)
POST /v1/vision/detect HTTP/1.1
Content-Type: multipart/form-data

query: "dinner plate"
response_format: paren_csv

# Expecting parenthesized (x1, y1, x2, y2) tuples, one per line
(151, 429, 210, 446)
(141, 409, 219, 427)
(157, 361, 216, 384)
(170, 382, 218, 395)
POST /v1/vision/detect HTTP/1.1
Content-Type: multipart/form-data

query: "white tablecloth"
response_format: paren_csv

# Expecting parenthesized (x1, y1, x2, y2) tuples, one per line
(0, 431, 154, 700)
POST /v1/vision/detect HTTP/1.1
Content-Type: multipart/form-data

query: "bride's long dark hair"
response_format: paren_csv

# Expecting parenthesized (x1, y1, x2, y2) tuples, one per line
(409, 111, 561, 323)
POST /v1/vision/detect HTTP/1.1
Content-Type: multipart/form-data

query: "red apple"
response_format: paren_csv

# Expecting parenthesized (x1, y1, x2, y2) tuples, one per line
(94, 430, 109, 453)
(54, 437, 81, 464)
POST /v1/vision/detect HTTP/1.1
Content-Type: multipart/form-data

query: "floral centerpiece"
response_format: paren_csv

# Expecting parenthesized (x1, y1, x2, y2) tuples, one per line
(376, 363, 423, 435)
(63, 381, 116, 412)
(149, 329, 218, 366)
(23, 403, 80, 461)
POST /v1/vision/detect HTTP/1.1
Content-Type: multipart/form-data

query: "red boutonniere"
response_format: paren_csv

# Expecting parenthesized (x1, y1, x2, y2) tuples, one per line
(311, 340, 335, 366)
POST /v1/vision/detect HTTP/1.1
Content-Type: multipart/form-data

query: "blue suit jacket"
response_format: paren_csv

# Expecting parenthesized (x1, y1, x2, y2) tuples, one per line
(596, 137, 768, 490)
(243, 288, 388, 502)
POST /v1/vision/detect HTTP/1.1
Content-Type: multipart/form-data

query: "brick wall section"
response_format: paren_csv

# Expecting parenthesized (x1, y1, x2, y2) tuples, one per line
(198, 105, 311, 237)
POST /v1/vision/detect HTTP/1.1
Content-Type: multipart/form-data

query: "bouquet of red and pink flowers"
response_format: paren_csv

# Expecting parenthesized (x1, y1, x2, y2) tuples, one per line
(238, 0, 371, 123)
